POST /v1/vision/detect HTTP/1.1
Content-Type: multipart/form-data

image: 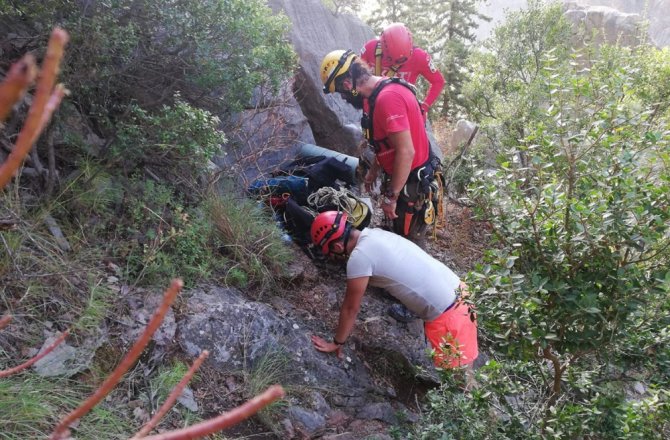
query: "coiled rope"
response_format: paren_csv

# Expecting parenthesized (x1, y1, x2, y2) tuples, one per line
(307, 187, 358, 216)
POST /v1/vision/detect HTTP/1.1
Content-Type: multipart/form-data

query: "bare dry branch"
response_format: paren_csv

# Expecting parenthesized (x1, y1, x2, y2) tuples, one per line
(133, 350, 210, 439)
(0, 330, 69, 378)
(140, 385, 286, 440)
(0, 28, 69, 189)
(0, 55, 37, 122)
(50, 278, 184, 440)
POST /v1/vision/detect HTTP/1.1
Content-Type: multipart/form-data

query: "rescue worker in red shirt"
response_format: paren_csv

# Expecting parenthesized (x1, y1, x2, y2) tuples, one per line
(320, 49, 439, 242)
(360, 23, 445, 118)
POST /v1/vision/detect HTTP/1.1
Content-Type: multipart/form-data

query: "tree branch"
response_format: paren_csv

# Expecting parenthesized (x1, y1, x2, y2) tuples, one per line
(132, 350, 210, 438)
(0, 330, 69, 378)
(141, 385, 286, 440)
(50, 279, 183, 440)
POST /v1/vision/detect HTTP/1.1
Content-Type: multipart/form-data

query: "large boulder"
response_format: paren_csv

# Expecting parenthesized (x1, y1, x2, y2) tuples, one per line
(268, 0, 373, 156)
(568, 0, 670, 47)
(477, 2, 669, 48)
(176, 283, 438, 424)
(177, 286, 374, 395)
(563, 2, 645, 48)
(218, 80, 315, 183)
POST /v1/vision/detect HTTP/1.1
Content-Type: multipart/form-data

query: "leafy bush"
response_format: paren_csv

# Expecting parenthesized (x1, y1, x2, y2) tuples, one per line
(404, 3, 670, 438)
(1, 0, 296, 117)
(410, 359, 670, 439)
(119, 178, 218, 287)
(112, 97, 226, 182)
(470, 42, 670, 393)
(463, 0, 572, 154)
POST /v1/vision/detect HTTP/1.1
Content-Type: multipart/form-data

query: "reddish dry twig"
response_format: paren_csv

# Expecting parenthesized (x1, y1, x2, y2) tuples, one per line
(0, 27, 69, 189)
(0, 314, 12, 331)
(141, 385, 286, 440)
(133, 350, 210, 439)
(50, 279, 184, 440)
(0, 330, 69, 378)
(0, 55, 37, 122)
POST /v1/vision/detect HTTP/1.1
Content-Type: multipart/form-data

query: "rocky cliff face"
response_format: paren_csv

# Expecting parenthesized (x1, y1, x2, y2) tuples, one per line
(573, 0, 670, 47)
(268, 0, 374, 157)
(563, 1, 646, 48)
(477, 0, 669, 47)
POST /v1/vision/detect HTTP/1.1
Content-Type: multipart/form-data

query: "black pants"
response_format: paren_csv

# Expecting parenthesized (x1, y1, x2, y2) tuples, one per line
(393, 180, 428, 244)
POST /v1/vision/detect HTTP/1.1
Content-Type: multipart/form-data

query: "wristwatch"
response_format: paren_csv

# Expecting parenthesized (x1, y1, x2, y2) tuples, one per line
(333, 337, 346, 346)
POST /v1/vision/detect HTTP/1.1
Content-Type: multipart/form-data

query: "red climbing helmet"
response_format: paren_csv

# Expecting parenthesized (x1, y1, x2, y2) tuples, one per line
(380, 23, 413, 65)
(311, 211, 349, 255)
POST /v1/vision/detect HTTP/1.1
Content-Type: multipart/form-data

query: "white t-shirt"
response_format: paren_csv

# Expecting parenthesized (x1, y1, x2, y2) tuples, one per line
(347, 228, 460, 321)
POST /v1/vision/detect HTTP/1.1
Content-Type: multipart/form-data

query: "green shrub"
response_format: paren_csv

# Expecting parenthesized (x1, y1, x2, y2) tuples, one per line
(1, 0, 296, 116)
(411, 359, 670, 439)
(120, 179, 217, 287)
(470, 43, 670, 393)
(112, 98, 226, 182)
(410, 2, 670, 437)
(206, 186, 292, 295)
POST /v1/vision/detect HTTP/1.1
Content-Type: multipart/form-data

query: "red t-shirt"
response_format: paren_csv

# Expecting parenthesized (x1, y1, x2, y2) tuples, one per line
(372, 81, 430, 175)
(360, 39, 446, 108)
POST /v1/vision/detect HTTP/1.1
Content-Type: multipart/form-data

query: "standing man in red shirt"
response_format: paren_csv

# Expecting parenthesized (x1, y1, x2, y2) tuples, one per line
(360, 23, 445, 118)
(320, 49, 439, 242)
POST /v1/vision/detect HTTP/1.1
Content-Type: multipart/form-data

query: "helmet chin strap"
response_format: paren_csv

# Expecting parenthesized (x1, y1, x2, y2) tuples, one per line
(331, 224, 352, 257)
(341, 224, 352, 256)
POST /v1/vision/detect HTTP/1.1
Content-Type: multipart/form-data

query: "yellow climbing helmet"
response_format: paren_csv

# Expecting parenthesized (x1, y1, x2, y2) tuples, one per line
(320, 49, 356, 94)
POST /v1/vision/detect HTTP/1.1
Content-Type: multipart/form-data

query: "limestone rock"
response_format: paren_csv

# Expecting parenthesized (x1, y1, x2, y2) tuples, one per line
(288, 405, 327, 437)
(124, 289, 177, 347)
(448, 120, 479, 155)
(33, 330, 107, 377)
(564, 2, 645, 48)
(176, 286, 373, 395)
(268, 0, 373, 156)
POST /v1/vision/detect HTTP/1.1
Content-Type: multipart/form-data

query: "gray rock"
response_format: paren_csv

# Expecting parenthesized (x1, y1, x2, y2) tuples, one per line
(177, 286, 374, 396)
(563, 2, 645, 48)
(219, 81, 314, 183)
(395, 403, 420, 423)
(280, 417, 295, 439)
(124, 289, 177, 347)
(448, 119, 478, 154)
(309, 391, 331, 413)
(357, 402, 398, 425)
(33, 330, 106, 377)
(177, 386, 198, 412)
(632, 381, 646, 395)
(565, 0, 670, 47)
(267, 0, 373, 156)
(288, 405, 326, 436)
